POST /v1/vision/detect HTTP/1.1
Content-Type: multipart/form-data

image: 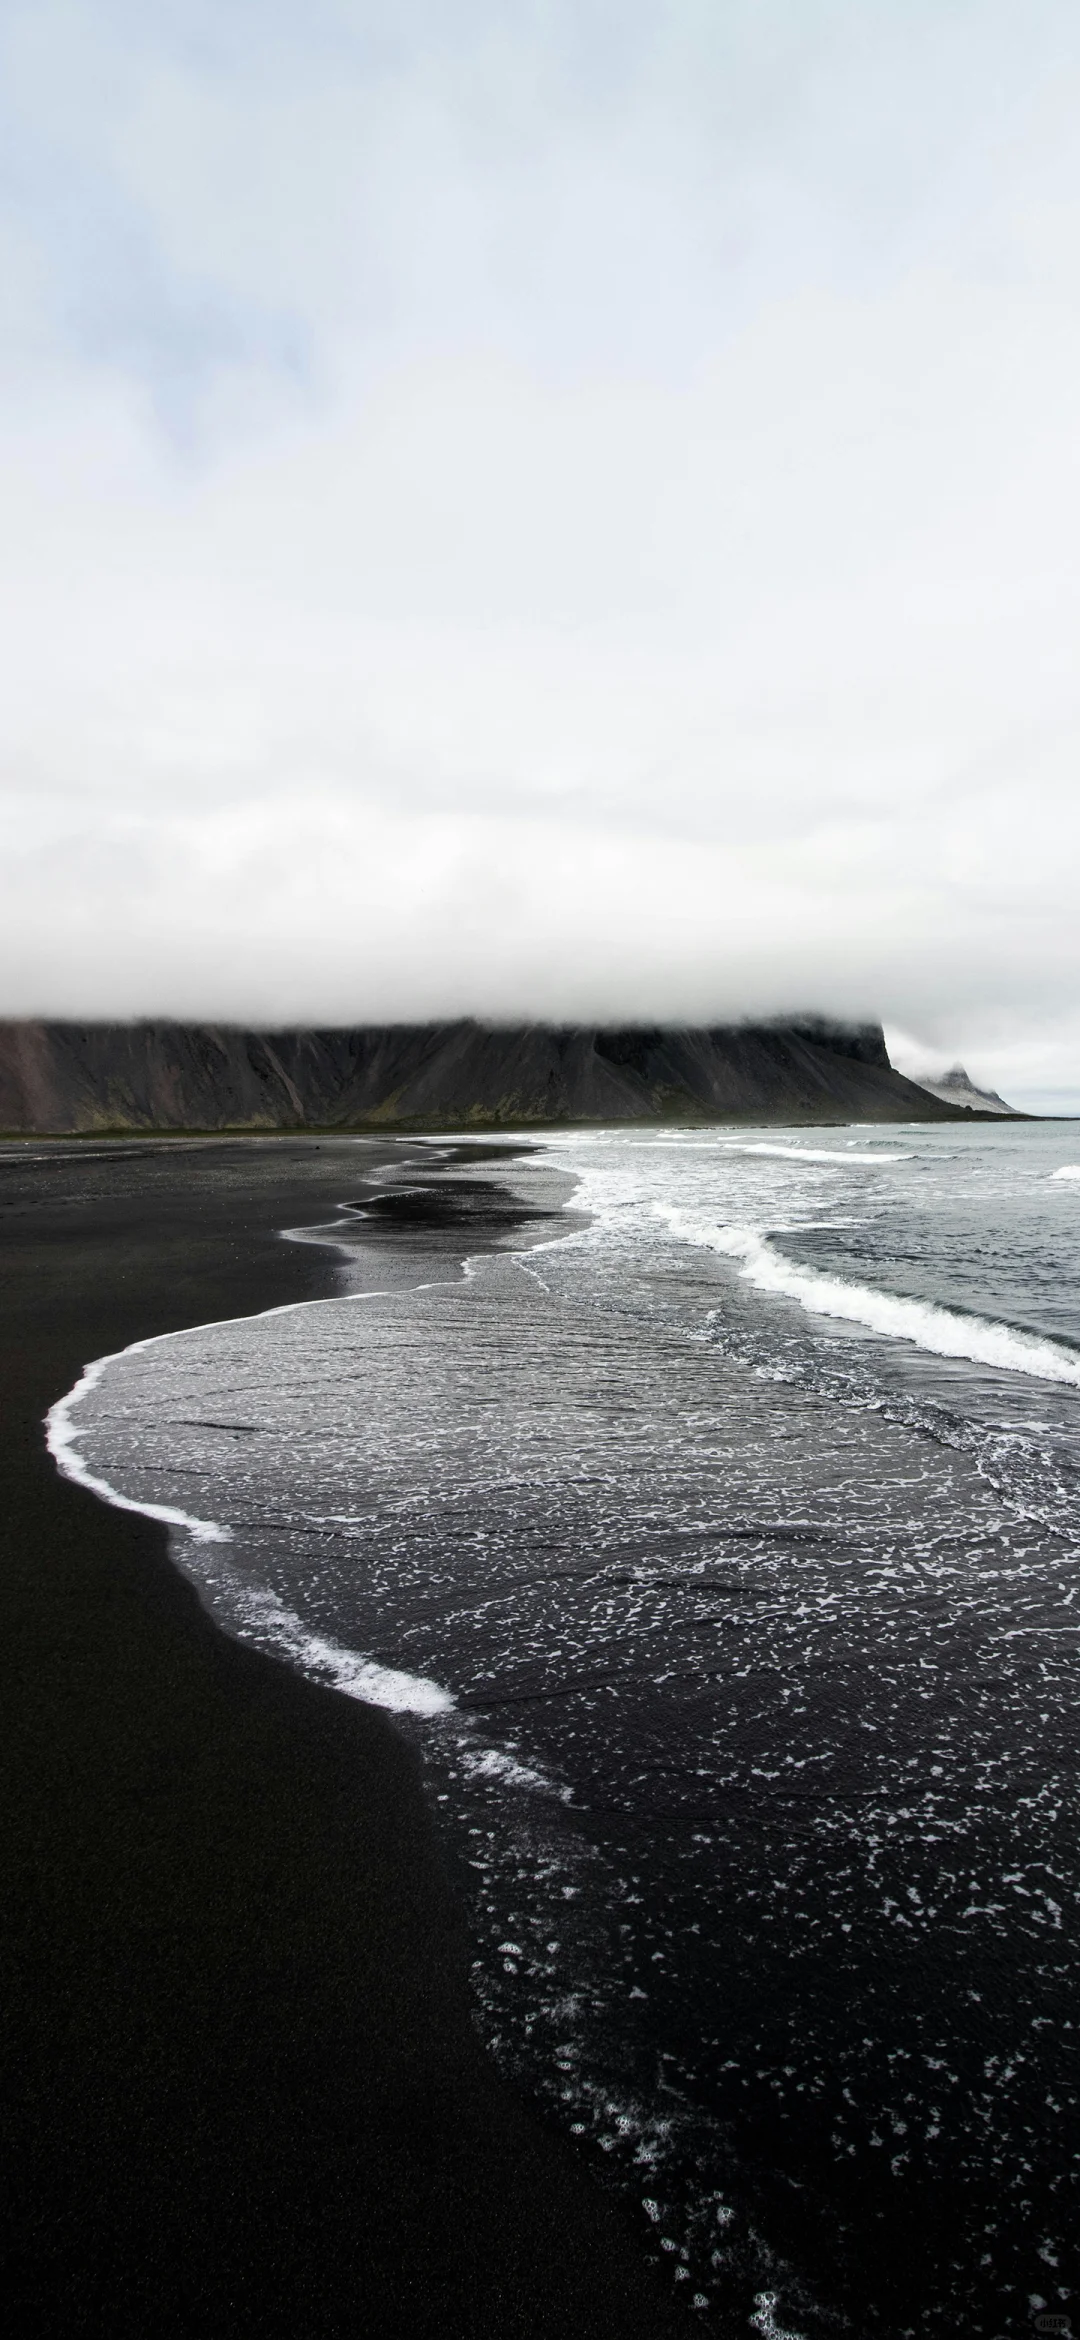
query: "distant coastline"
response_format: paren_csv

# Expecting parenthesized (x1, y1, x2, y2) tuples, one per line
(0, 1015, 1010, 1134)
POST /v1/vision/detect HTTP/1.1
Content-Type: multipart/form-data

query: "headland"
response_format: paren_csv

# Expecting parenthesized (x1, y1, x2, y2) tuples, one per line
(0, 1015, 987, 1134)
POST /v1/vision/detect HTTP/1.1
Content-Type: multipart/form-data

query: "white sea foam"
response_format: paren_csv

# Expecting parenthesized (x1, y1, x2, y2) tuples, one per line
(1051, 1164, 1080, 1181)
(47, 1307, 461, 1720)
(50, 1343, 549, 1736)
(657, 1207, 1080, 1389)
(724, 1143, 909, 1165)
(461, 1745, 559, 1791)
(47, 1347, 232, 1544)
(45, 1291, 356, 1543)
(45, 1262, 467, 1551)
(226, 1583, 455, 1716)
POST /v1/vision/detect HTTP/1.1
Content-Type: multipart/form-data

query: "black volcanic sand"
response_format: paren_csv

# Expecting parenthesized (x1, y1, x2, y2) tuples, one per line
(0, 1135, 683, 2339)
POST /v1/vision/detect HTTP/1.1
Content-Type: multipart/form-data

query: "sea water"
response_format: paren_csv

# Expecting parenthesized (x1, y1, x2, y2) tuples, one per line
(50, 1121, 1080, 2335)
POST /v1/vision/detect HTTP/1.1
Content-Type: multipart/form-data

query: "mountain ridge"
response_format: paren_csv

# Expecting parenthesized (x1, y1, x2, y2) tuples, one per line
(908, 1063, 1018, 1116)
(0, 1016, 990, 1133)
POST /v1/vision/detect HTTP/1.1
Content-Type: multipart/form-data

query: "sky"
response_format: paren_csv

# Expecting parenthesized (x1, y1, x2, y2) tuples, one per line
(2, 1, 1079, 1106)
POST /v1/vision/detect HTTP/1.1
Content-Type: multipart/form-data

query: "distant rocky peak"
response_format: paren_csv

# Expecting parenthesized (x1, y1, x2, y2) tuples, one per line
(910, 1063, 1018, 1116)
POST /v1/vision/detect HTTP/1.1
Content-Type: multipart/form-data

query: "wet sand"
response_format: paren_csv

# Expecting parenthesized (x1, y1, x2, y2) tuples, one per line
(0, 1136, 683, 2338)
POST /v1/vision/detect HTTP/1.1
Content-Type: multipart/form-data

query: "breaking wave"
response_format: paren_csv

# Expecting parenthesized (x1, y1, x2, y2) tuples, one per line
(723, 1143, 910, 1165)
(656, 1207, 1080, 1388)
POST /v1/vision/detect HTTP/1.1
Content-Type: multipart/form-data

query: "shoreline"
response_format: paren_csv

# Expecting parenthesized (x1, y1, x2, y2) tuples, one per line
(1, 1100, 1039, 1140)
(1, 1135, 684, 2337)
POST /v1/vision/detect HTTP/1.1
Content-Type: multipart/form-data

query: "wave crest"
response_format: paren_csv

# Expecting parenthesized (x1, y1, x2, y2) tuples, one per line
(657, 1207, 1080, 1388)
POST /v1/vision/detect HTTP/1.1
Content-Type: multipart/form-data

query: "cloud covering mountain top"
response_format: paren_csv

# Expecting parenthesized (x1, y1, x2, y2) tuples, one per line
(2, 2, 1079, 1105)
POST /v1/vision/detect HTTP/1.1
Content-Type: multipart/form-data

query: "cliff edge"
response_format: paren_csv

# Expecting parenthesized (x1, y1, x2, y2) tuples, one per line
(0, 1016, 978, 1133)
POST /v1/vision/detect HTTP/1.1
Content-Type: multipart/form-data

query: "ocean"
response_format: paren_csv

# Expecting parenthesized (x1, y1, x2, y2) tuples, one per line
(51, 1120, 1080, 2336)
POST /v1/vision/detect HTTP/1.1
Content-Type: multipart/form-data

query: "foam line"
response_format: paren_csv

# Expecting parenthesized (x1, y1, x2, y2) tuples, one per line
(228, 1584, 454, 1716)
(1051, 1165, 1080, 1182)
(45, 1263, 471, 1535)
(657, 1207, 1080, 1388)
(461, 1745, 559, 1791)
(47, 1348, 232, 1544)
(723, 1142, 909, 1164)
(44, 1282, 476, 1722)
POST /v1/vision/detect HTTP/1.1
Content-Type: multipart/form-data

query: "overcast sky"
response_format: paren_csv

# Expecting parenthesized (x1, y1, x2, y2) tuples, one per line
(2, 2, 1079, 1103)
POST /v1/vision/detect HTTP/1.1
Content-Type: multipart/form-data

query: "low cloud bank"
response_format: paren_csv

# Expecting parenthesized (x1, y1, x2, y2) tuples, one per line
(1, 4, 1078, 1102)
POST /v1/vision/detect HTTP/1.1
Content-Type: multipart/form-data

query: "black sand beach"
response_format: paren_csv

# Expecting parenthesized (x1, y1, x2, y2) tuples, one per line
(0, 1136, 683, 2338)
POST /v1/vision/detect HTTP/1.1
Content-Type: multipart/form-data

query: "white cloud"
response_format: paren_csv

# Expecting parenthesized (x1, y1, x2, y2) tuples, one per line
(1, 1, 1079, 1092)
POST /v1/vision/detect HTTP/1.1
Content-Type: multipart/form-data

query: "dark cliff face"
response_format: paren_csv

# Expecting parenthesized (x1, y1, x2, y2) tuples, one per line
(0, 1017, 964, 1133)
